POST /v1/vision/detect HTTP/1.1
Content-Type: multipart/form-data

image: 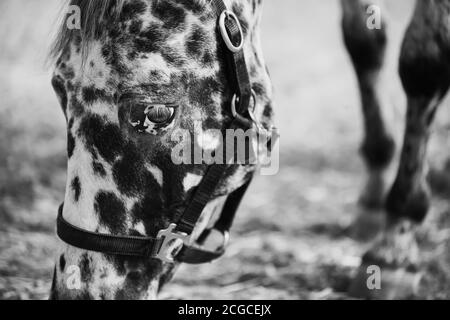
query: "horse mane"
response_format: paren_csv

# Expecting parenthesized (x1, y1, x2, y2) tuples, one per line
(49, 0, 126, 62)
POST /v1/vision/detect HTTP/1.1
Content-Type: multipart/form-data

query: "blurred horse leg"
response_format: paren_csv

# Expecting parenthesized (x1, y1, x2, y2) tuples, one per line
(428, 159, 450, 196)
(351, 1, 450, 299)
(386, 0, 450, 226)
(341, 0, 395, 210)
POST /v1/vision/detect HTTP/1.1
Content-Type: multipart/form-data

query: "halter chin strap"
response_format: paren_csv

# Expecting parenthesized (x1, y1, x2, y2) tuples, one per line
(57, 0, 255, 265)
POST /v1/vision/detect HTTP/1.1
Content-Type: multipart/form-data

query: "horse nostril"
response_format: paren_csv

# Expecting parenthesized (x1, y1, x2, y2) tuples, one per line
(126, 271, 144, 282)
(265, 138, 272, 152)
(265, 127, 279, 152)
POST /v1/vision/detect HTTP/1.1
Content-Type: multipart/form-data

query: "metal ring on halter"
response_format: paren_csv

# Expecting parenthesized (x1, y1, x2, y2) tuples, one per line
(220, 230, 230, 251)
(219, 10, 244, 53)
(248, 109, 266, 135)
(231, 90, 269, 135)
(231, 90, 256, 119)
(197, 229, 230, 252)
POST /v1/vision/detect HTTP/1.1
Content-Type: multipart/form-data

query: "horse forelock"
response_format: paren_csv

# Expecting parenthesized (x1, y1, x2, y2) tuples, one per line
(50, 0, 124, 62)
(50, 0, 211, 62)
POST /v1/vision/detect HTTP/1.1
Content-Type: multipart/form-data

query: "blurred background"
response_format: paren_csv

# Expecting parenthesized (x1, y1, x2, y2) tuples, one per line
(1, 0, 450, 299)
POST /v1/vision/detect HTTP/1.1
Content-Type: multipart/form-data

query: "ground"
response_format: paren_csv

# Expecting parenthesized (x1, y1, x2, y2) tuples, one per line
(1, 0, 450, 300)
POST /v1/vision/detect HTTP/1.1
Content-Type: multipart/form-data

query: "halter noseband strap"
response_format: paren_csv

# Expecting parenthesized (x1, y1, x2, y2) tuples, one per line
(57, 179, 251, 264)
(57, 0, 255, 265)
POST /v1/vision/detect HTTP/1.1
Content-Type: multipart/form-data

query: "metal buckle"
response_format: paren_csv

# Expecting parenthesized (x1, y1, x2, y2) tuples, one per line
(219, 10, 244, 53)
(156, 224, 190, 263)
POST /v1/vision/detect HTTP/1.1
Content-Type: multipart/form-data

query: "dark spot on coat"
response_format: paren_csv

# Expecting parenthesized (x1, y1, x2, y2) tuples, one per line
(127, 50, 139, 61)
(93, 161, 107, 177)
(77, 291, 94, 300)
(69, 96, 85, 117)
(252, 82, 266, 96)
(135, 23, 167, 53)
(120, 0, 147, 22)
(60, 64, 75, 80)
(149, 70, 164, 82)
(101, 45, 111, 59)
(112, 144, 145, 196)
(82, 86, 114, 105)
(129, 164, 168, 236)
(78, 115, 126, 163)
(186, 25, 208, 60)
(202, 51, 214, 66)
(113, 259, 164, 299)
(263, 102, 274, 119)
(102, 43, 128, 75)
(67, 129, 75, 158)
(71, 176, 81, 202)
(151, 0, 186, 30)
(129, 19, 143, 35)
(186, 75, 222, 111)
(80, 253, 92, 283)
(91, 148, 107, 177)
(108, 24, 122, 40)
(178, 0, 205, 14)
(161, 47, 184, 67)
(130, 190, 165, 236)
(94, 191, 127, 234)
(59, 254, 66, 271)
(114, 271, 147, 300)
(129, 229, 145, 237)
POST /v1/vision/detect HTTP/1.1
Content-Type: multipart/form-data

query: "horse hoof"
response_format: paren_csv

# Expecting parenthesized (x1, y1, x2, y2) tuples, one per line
(428, 166, 450, 196)
(359, 169, 386, 210)
(348, 210, 385, 242)
(359, 194, 384, 210)
(349, 264, 423, 299)
(349, 219, 424, 299)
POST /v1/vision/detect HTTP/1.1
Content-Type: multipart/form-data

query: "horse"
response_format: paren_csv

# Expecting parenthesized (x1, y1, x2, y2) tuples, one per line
(48, 0, 450, 299)
(48, 0, 275, 300)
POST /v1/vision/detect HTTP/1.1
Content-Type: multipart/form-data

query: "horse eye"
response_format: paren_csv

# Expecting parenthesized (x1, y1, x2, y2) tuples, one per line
(145, 105, 176, 124)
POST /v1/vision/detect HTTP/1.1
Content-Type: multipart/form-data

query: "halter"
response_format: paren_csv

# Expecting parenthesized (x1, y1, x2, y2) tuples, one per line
(57, 0, 268, 265)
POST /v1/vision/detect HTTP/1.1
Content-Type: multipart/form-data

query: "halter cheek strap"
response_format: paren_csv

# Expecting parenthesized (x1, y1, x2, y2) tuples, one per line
(57, 0, 255, 265)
